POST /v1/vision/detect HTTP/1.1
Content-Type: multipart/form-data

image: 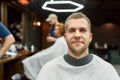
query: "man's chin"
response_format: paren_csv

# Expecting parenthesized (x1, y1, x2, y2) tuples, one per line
(72, 48, 82, 53)
(72, 42, 84, 48)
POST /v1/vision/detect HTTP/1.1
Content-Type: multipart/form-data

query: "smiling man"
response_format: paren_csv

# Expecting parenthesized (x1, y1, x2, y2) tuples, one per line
(36, 12, 120, 80)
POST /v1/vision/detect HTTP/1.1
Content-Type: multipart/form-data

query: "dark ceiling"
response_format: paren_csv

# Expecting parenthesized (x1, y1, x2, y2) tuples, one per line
(8, 0, 120, 26)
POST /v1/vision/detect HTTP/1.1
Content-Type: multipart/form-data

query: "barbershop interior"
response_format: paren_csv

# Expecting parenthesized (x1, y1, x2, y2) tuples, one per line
(0, 0, 120, 80)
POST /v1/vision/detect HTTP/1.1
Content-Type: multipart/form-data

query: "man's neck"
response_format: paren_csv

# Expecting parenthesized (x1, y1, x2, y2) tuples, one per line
(68, 49, 89, 59)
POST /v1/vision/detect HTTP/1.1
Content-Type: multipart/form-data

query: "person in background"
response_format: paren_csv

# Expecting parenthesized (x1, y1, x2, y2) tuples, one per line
(22, 23, 68, 80)
(0, 22, 15, 58)
(46, 13, 61, 45)
(36, 12, 120, 80)
(54, 23, 65, 38)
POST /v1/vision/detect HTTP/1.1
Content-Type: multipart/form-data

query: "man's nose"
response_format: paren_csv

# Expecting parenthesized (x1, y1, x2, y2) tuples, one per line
(74, 30, 81, 39)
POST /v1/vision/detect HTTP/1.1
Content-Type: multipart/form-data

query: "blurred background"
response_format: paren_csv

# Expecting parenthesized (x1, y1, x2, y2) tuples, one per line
(0, 0, 120, 79)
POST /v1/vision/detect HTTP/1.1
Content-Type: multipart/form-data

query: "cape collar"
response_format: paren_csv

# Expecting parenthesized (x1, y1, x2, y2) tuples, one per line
(64, 54, 93, 66)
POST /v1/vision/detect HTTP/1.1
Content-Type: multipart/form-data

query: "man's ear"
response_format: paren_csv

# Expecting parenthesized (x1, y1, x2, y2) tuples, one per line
(64, 33, 67, 41)
(89, 33, 93, 42)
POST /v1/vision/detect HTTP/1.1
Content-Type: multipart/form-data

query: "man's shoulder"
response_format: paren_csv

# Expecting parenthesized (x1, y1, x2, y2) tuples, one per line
(92, 54, 120, 79)
(43, 55, 64, 69)
(92, 54, 114, 68)
(49, 26, 54, 30)
(0, 23, 11, 38)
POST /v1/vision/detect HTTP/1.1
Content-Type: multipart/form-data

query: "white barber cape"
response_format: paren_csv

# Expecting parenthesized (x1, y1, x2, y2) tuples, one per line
(22, 36, 68, 80)
(36, 54, 120, 80)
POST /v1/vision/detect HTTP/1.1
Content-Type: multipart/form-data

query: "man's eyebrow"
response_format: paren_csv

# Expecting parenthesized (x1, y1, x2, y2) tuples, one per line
(68, 27, 74, 29)
(80, 27, 87, 29)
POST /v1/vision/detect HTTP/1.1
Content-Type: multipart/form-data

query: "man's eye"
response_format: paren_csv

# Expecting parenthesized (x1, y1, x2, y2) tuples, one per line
(69, 29, 75, 32)
(80, 29, 87, 32)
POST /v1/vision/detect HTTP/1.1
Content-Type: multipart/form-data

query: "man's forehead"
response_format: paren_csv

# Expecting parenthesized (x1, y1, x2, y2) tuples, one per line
(67, 18, 88, 24)
(67, 18, 88, 27)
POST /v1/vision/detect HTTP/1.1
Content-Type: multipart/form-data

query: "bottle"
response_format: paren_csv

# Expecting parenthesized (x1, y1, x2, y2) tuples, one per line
(31, 45, 35, 52)
(24, 44, 28, 51)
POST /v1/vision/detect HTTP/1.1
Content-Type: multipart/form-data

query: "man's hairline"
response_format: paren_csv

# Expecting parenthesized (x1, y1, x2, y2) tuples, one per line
(65, 18, 91, 32)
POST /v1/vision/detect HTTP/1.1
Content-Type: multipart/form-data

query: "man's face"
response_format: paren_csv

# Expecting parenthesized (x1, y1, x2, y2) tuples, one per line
(54, 26, 61, 37)
(64, 18, 93, 56)
(49, 18, 56, 25)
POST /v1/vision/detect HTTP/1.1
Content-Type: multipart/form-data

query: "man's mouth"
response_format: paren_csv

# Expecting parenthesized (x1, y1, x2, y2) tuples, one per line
(72, 41, 84, 44)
